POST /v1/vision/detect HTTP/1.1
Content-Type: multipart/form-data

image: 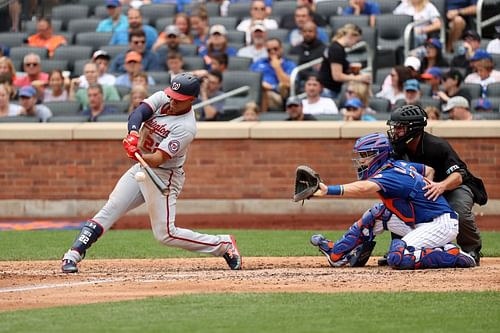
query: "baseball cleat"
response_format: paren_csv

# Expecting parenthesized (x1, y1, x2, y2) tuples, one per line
(310, 234, 348, 267)
(468, 250, 482, 266)
(223, 235, 242, 270)
(455, 251, 476, 268)
(61, 259, 78, 273)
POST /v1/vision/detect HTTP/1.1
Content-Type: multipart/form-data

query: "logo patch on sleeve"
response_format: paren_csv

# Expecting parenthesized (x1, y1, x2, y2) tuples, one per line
(446, 165, 459, 175)
(168, 140, 180, 154)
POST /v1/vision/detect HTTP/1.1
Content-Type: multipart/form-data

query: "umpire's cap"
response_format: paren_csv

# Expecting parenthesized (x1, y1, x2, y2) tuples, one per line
(165, 72, 201, 101)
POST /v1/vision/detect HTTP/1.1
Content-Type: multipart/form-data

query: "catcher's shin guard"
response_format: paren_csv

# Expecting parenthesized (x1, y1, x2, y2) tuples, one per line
(70, 220, 104, 257)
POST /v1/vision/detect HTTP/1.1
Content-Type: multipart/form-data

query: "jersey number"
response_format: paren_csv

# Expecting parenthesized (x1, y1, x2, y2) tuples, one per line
(142, 135, 159, 153)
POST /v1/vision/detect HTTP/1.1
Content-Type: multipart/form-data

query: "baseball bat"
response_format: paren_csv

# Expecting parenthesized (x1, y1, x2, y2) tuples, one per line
(134, 152, 169, 195)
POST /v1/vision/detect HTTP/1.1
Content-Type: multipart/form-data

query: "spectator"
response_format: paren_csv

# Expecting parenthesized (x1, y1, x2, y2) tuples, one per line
(420, 67, 443, 97)
(242, 101, 260, 121)
(13, 53, 48, 100)
(237, 22, 268, 63)
(79, 50, 116, 88)
(289, 21, 326, 82)
(318, 24, 371, 98)
(110, 29, 160, 74)
(404, 55, 422, 79)
(474, 98, 493, 112)
(419, 38, 449, 72)
(451, 30, 482, 73)
(285, 96, 316, 121)
(97, 0, 128, 33)
(0, 56, 17, 93)
(393, 79, 423, 109)
(288, 5, 328, 47)
(9, 0, 21, 32)
(236, 0, 278, 45)
(199, 25, 237, 69)
(18, 86, 52, 122)
(166, 51, 186, 80)
(122, 72, 150, 102)
(27, 17, 66, 58)
(154, 13, 193, 50)
(442, 95, 477, 120)
(115, 51, 156, 88)
(464, 50, 500, 97)
(280, 0, 327, 30)
(0, 84, 22, 117)
(250, 38, 296, 112)
(154, 25, 191, 70)
(208, 53, 229, 73)
(393, 0, 441, 47)
(71, 62, 120, 108)
(190, 6, 210, 51)
(127, 84, 149, 113)
(446, 0, 477, 52)
(341, 97, 376, 121)
(110, 8, 158, 51)
(302, 74, 338, 115)
(486, 25, 500, 54)
(342, 0, 381, 27)
(195, 70, 225, 121)
(424, 105, 440, 120)
(344, 81, 376, 114)
(436, 68, 471, 103)
(376, 65, 412, 105)
(81, 84, 118, 122)
(221, 0, 274, 17)
(43, 70, 70, 103)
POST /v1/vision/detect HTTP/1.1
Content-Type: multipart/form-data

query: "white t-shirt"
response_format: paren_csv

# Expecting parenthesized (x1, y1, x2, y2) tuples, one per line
(237, 45, 268, 63)
(236, 18, 278, 45)
(486, 39, 500, 54)
(78, 73, 117, 89)
(393, 0, 440, 24)
(302, 97, 339, 115)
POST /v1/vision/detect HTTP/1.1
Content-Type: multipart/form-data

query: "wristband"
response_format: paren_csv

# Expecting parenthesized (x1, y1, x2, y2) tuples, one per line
(327, 185, 344, 196)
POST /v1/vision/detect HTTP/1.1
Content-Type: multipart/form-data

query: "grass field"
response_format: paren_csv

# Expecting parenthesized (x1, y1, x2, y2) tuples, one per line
(1, 229, 499, 333)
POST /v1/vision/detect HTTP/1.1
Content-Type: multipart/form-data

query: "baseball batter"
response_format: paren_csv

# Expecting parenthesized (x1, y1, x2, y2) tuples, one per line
(310, 133, 476, 269)
(61, 73, 241, 273)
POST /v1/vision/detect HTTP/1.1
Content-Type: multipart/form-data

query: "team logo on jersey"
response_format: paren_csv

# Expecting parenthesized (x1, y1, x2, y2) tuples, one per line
(172, 82, 181, 91)
(168, 140, 180, 154)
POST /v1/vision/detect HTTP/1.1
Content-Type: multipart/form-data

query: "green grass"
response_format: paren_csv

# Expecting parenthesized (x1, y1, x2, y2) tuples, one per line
(1, 229, 500, 260)
(0, 292, 499, 333)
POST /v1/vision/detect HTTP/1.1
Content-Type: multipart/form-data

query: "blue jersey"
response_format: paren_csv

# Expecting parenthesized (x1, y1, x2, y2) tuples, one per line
(367, 159, 454, 226)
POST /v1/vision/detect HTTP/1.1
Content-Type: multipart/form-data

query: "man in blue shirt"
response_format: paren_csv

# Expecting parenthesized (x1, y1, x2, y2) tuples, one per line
(342, 0, 381, 27)
(250, 38, 296, 111)
(110, 8, 158, 51)
(96, 0, 128, 33)
(110, 30, 160, 74)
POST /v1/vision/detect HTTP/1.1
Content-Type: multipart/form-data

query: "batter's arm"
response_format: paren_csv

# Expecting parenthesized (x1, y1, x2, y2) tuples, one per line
(141, 150, 171, 168)
(314, 180, 381, 198)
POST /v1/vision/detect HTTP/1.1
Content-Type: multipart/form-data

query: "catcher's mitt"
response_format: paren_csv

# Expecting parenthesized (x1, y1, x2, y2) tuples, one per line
(293, 165, 321, 203)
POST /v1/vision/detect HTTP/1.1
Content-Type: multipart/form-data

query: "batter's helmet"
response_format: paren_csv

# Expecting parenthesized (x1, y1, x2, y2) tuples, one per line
(387, 104, 427, 155)
(165, 72, 200, 101)
(352, 133, 392, 180)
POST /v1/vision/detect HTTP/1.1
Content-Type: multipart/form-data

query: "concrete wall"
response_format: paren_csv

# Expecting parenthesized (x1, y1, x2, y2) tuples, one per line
(1, 121, 499, 217)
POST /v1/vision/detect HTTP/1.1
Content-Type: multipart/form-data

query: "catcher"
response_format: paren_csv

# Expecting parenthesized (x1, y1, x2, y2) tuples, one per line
(293, 132, 476, 269)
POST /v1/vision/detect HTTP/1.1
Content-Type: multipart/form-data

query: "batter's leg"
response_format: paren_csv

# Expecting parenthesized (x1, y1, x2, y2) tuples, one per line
(141, 168, 240, 268)
(62, 165, 146, 273)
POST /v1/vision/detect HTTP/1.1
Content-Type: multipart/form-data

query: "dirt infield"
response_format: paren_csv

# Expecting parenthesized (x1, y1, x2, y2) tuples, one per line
(1, 257, 499, 312)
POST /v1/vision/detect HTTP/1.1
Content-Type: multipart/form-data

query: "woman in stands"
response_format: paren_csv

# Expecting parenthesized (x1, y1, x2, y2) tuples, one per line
(43, 70, 70, 103)
(376, 65, 412, 106)
(190, 6, 210, 52)
(420, 38, 449, 73)
(0, 57, 17, 96)
(127, 84, 149, 114)
(0, 84, 22, 118)
(393, 0, 442, 47)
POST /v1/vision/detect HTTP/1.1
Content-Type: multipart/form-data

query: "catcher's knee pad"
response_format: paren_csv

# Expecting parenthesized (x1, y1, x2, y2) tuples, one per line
(387, 239, 417, 269)
(71, 220, 104, 256)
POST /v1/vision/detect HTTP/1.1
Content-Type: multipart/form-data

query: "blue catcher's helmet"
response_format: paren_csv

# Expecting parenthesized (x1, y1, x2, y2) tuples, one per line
(352, 133, 392, 180)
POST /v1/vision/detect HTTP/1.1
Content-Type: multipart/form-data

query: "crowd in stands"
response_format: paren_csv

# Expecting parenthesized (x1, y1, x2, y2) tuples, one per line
(0, 0, 499, 123)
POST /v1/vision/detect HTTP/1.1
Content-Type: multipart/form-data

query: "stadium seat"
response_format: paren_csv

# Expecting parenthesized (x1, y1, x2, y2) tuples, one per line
(374, 0, 399, 14)
(486, 82, 500, 98)
(0, 32, 27, 48)
(75, 32, 113, 52)
(115, 85, 130, 98)
(9, 46, 48, 61)
(225, 30, 246, 44)
(0, 116, 40, 123)
(23, 19, 62, 35)
(368, 97, 391, 113)
(419, 97, 442, 110)
(419, 83, 432, 97)
(155, 17, 173, 31)
(140, 4, 177, 27)
(227, 2, 252, 21)
(44, 101, 81, 116)
(374, 67, 391, 85)
(183, 56, 205, 71)
(272, 1, 297, 18)
(372, 112, 390, 121)
(266, 29, 290, 42)
(210, 16, 239, 30)
(223, 70, 262, 109)
(100, 45, 129, 60)
(105, 101, 130, 113)
(96, 113, 130, 122)
(259, 112, 288, 121)
(316, 0, 348, 20)
(315, 114, 344, 121)
(53, 45, 93, 72)
(79, 0, 103, 16)
(227, 56, 252, 71)
(67, 18, 101, 34)
(185, 2, 221, 16)
(460, 83, 482, 100)
(72, 59, 88, 77)
(40, 59, 69, 73)
(58, 32, 74, 45)
(51, 5, 90, 30)
(376, 14, 413, 66)
(329, 15, 370, 35)
(148, 84, 169, 96)
(48, 115, 89, 122)
(179, 44, 198, 56)
(147, 71, 171, 85)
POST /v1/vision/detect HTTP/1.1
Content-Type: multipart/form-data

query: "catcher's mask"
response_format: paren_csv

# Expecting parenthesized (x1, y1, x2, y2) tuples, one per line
(352, 133, 392, 180)
(387, 104, 427, 155)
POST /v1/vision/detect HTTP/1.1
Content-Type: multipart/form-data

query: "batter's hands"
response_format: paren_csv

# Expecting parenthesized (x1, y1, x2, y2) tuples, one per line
(314, 183, 328, 197)
(125, 144, 141, 161)
(422, 180, 446, 201)
(123, 132, 140, 161)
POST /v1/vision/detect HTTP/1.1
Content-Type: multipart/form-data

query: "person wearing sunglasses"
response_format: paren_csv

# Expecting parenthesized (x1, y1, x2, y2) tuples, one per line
(14, 53, 48, 100)
(110, 29, 160, 74)
(236, 0, 278, 45)
(110, 8, 158, 51)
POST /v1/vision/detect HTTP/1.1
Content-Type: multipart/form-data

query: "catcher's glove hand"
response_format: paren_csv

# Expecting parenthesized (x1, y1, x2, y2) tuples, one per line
(293, 165, 321, 203)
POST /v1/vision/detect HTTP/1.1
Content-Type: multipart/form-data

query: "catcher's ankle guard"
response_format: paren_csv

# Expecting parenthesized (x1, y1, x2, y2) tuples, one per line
(71, 220, 104, 255)
(349, 241, 376, 267)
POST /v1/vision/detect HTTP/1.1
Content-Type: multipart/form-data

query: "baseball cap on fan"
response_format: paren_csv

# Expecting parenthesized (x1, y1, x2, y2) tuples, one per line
(92, 49, 111, 61)
(105, 0, 120, 8)
(165, 72, 201, 101)
(251, 21, 266, 32)
(443, 96, 469, 112)
(209, 24, 227, 36)
(404, 56, 421, 72)
(164, 25, 180, 37)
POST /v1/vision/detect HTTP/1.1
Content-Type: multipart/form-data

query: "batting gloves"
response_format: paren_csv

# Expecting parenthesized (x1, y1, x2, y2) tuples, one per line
(123, 132, 141, 161)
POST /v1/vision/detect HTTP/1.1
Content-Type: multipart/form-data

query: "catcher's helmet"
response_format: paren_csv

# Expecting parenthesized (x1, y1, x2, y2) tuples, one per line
(387, 104, 427, 155)
(352, 133, 392, 180)
(165, 72, 200, 101)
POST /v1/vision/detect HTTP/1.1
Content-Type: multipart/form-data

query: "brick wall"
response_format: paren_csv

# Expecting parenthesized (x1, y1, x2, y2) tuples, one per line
(1, 138, 498, 200)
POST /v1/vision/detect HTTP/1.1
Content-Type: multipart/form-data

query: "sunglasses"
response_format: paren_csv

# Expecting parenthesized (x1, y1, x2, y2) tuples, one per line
(266, 47, 279, 52)
(25, 63, 39, 67)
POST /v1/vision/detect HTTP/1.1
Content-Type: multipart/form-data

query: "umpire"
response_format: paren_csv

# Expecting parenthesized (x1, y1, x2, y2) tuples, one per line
(386, 104, 487, 265)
